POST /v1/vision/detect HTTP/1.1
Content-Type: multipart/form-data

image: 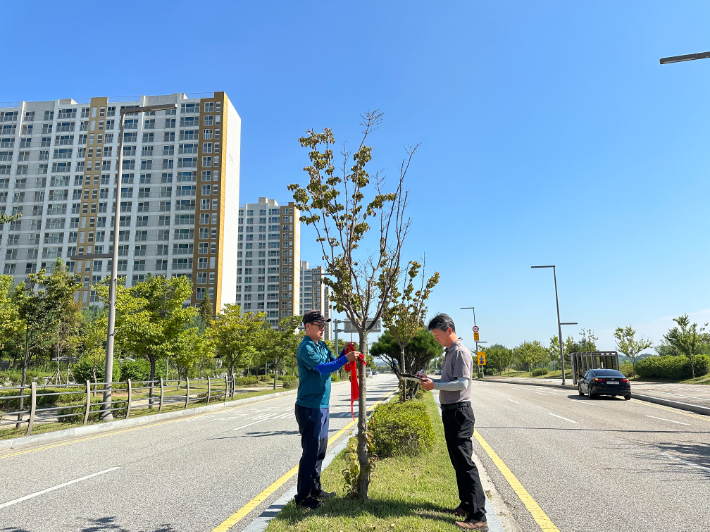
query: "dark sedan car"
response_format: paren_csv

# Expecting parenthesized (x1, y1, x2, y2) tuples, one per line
(578, 369, 631, 400)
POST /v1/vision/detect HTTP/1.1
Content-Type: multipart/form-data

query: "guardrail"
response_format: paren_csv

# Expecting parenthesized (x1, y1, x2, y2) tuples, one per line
(0, 375, 247, 436)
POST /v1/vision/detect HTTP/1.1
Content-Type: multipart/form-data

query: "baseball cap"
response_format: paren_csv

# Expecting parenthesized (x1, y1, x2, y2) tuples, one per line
(303, 310, 331, 324)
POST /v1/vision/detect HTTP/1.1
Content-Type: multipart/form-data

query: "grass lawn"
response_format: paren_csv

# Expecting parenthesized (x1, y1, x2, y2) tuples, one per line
(0, 388, 285, 441)
(266, 391, 467, 532)
(493, 369, 570, 380)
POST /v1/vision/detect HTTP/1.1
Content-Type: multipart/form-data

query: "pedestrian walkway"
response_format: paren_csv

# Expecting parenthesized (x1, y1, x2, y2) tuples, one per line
(488, 376, 710, 414)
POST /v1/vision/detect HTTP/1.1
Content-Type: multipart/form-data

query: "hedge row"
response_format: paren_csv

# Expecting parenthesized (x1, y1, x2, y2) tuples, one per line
(635, 355, 710, 380)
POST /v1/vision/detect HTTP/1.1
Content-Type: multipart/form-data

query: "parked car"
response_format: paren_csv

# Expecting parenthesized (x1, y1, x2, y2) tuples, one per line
(578, 369, 631, 400)
(366, 368, 373, 378)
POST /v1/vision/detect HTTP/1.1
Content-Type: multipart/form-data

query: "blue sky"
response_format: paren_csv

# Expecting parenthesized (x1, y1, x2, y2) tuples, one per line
(5, 1, 710, 352)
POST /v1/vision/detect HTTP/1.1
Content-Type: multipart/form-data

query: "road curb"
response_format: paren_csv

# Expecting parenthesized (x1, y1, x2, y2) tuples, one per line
(487, 379, 710, 417)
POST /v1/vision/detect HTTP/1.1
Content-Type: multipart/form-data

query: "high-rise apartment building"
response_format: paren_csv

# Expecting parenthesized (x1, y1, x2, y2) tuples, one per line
(0, 92, 240, 312)
(236, 197, 300, 328)
(299, 261, 331, 340)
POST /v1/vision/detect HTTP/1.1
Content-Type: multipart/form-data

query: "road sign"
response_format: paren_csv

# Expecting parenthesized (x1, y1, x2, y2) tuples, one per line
(474, 332, 480, 341)
(342, 318, 381, 333)
(477, 351, 486, 365)
(472, 326, 479, 333)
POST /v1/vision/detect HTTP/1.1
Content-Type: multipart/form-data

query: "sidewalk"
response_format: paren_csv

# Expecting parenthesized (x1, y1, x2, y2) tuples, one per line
(486, 376, 710, 415)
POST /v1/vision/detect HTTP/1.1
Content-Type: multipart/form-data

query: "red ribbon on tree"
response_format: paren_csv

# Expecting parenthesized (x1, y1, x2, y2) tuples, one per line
(342, 342, 367, 420)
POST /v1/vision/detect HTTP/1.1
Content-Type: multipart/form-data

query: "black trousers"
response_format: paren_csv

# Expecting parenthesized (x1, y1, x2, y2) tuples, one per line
(294, 404, 329, 501)
(441, 403, 487, 522)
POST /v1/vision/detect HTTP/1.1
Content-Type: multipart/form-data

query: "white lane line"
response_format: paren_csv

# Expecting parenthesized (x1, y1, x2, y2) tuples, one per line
(507, 399, 521, 404)
(233, 413, 280, 431)
(486, 392, 495, 395)
(576, 401, 595, 406)
(534, 392, 546, 395)
(646, 415, 691, 426)
(0, 467, 120, 510)
(548, 413, 578, 424)
(662, 453, 710, 472)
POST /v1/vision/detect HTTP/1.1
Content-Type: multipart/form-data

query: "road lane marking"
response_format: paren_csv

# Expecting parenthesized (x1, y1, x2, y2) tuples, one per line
(212, 388, 397, 532)
(633, 400, 710, 422)
(507, 399, 521, 405)
(646, 415, 690, 426)
(0, 467, 120, 510)
(548, 413, 578, 424)
(473, 430, 560, 531)
(233, 413, 282, 431)
(661, 453, 710, 472)
(576, 401, 594, 406)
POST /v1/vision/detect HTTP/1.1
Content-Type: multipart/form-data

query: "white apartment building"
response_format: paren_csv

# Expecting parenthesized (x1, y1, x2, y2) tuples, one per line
(0, 92, 240, 312)
(236, 197, 300, 328)
(299, 261, 330, 340)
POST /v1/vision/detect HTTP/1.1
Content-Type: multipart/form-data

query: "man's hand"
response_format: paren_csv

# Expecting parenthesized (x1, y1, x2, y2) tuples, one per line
(416, 370, 427, 379)
(345, 350, 358, 363)
(420, 377, 435, 391)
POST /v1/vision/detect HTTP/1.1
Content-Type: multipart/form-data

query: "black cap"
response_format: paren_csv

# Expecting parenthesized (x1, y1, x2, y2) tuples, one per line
(303, 310, 331, 324)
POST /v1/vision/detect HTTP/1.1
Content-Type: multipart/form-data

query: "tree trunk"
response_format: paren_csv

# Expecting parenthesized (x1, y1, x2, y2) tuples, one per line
(273, 363, 277, 390)
(148, 358, 156, 409)
(400, 345, 406, 401)
(356, 329, 369, 500)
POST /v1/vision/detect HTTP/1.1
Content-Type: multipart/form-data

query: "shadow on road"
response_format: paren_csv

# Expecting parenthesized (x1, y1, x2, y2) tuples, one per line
(2, 517, 176, 532)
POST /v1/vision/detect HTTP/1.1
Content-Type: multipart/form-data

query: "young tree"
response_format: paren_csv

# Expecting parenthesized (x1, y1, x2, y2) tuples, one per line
(513, 341, 549, 372)
(370, 329, 442, 384)
(210, 304, 266, 376)
(288, 111, 416, 499)
(663, 315, 709, 379)
(77, 308, 108, 385)
(257, 315, 302, 389)
(485, 344, 514, 375)
(382, 259, 439, 400)
(96, 274, 196, 406)
(198, 291, 213, 328)
(173, 327, 214, 381)
(614, 326, 653, 375)
(0, 275, 22, 356)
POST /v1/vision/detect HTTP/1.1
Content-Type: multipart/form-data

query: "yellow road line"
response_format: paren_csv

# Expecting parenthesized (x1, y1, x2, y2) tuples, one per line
(0, 393, 294, 461)
(212, 389, 396, 532)
(473, 430, 560, 532)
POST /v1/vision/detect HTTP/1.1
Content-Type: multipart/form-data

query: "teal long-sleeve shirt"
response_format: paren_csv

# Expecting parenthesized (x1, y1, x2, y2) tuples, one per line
(296, 335, 347, 409)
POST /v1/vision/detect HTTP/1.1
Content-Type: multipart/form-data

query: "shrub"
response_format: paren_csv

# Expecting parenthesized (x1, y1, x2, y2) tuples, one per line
(282, 379, 297, 389)
(531, 368, 549, 377)
(619, 363, 635, 378)
(369, 400, 435, 458)
(634, 355, 709, 380)
(120, 359, 151, 382)
(235, 376, 259, 386)
(330, 372, 341, 382)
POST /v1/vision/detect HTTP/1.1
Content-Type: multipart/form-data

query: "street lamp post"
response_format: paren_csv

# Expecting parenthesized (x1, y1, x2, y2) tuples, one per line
(101, 102, 177, 420)
(461, 307, 481, 375)
(531, 265, 576, 385)
(660, 51, 710, 64)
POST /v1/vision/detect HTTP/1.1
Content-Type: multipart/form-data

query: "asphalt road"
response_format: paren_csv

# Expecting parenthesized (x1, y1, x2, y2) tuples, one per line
(469, 380, 710, 532)
(0, 374, 398, 532)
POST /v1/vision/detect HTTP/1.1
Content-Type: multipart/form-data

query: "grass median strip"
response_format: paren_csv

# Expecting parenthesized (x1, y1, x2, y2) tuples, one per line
(249, 392, 476, 532)
(212, 389, 396, 532)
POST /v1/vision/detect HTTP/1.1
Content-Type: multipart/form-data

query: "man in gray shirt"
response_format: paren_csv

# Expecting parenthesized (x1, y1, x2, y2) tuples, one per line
(419, 313, 487, 531)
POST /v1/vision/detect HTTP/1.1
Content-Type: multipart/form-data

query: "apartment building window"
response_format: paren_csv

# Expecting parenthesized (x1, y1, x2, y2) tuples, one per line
(203, 116, 214, 126)
(164, 131, 175, 142)
(156, 259, 168, 270)
(204, 102, 214, 113)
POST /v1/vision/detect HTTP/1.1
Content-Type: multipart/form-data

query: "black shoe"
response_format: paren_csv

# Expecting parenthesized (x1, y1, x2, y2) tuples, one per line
(295, 496, 323, 509)
(311, 489, 336, 500)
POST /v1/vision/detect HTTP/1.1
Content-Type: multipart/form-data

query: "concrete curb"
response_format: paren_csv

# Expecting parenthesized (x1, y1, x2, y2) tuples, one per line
(487, 378, 710, 417)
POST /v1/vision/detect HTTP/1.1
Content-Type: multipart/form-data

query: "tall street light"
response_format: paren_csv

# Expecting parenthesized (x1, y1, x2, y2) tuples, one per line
(461, 307, 480, 374)
(660, 51, 710, 64)
(531, 265, 576, 385)
(101, 102, 177, 420)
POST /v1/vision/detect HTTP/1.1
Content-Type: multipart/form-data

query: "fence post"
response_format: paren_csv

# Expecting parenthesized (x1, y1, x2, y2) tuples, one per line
(185, 378, 190, 409)
(26, 382, 37, 436)
(224, 375, 228, 404)
(126, 379, 132, 419)
(159, 378, 165, 414)
(83, 380, 91, 425)
(206, 376, 211, 405)
(231, 373, 235, 398)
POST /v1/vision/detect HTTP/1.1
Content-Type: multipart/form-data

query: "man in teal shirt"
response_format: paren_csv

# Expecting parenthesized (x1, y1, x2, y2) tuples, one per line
(294, 310, 356, 509)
